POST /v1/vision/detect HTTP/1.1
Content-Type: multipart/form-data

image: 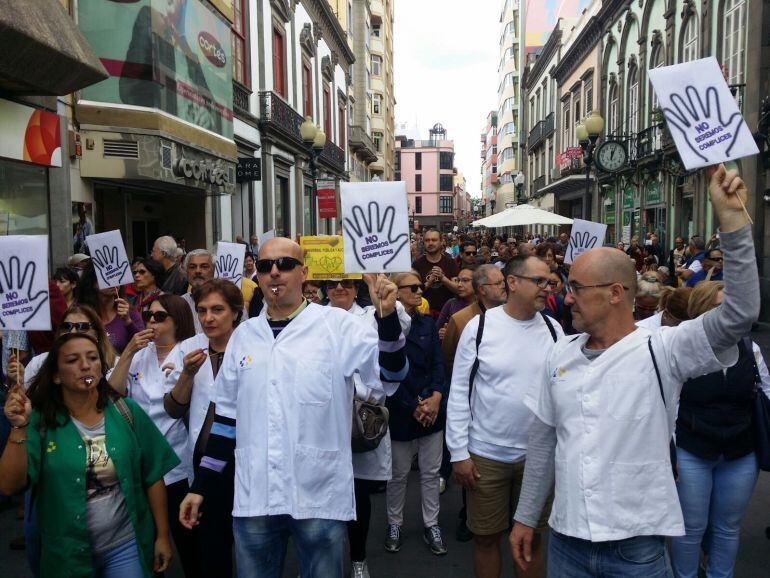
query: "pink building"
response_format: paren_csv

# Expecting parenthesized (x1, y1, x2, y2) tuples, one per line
(396, 124, 457, 232)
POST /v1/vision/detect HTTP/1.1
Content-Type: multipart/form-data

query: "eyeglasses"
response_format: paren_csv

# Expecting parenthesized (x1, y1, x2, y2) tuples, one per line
(512, 274, 558, 290)
(457, 277, 473, 284)
(142, 310, 172, 323)
(480, 280, 506, 288)
(326, 279, 356, 289)
(255, 257, 303, 274)
(60, 321, 94, 333)
(398, 284, 423, 293)
(565, 281, 629, 296)
(132, 269, 148, 276)
(707, 256, 723, 262)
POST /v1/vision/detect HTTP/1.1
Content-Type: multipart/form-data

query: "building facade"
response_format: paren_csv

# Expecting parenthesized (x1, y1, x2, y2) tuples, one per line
(368, 0, 396, 180)
(397, 124, 457, 231)
(480, 111, 498, 216)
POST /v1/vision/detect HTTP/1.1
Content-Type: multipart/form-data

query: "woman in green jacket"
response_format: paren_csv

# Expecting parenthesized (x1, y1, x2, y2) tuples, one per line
(0, 332, 180, 578)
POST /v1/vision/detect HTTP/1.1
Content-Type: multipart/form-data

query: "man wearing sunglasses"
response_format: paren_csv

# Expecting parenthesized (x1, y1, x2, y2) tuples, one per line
(447, 255, 563, 578)
(686, 248, 724, 287)
(180, 236, 408, 577)
(511, 165, 760, 577)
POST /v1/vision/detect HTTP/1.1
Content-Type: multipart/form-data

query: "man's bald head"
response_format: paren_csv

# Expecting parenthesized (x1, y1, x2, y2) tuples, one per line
(571, 248, 637, 304)
(258, 237, 304, 261)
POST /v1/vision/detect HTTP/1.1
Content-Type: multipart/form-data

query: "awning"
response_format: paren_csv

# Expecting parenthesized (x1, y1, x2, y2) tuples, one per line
(537, 175, 593, 200)
(0, 0, 108, 95)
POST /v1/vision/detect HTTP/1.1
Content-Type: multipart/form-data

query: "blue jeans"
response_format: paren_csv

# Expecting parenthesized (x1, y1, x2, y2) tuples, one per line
(671, 447, 758, 578)
(233, 515, 346, 578)
(548, 531, 673, 577)
(92, 538, 144, 578)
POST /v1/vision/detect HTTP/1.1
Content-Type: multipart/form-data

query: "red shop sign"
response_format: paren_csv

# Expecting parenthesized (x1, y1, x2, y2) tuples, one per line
(317, 180, 337, 218)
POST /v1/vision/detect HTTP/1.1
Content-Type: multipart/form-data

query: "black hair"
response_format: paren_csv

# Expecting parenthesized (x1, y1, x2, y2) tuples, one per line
(53, 267, 78, 285)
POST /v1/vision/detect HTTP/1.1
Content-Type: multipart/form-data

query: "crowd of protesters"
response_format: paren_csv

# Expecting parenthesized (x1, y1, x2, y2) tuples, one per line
(0, 164, 768, 578)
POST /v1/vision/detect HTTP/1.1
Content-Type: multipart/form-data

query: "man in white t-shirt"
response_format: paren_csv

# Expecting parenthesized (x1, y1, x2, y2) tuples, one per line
(447, 255, 563, 578)
(510, 165, 759, 577)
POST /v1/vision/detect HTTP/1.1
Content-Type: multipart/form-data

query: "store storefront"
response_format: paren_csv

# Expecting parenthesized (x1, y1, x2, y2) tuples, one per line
(620, 184, 635, 243)
(601, 188, 616, 244)
(643, 180, 666, 247)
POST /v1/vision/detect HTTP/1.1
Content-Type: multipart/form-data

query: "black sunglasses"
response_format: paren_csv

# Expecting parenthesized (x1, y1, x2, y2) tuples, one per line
(398, 284, 423, 293)
(60, 321, 94, 333)
(142, 310, 171, 323)
(255, 257, 303, 274)
(325, 279, 357, 289)
(464, 251, 477, 256)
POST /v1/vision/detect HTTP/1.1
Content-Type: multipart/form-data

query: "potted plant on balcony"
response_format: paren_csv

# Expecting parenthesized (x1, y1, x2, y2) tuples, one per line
(651, 106, 665, 128)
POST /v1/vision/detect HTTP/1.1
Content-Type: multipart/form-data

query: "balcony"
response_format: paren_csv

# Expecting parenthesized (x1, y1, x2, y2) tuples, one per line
(556, 147, 584, 177)
(532, 175, 546, 197)
(233, 82, 251, 116)
(636, 125, 662, 159)
(527, 112, 554, 151)
(259, 90, 345, 173)
(349, 125, 378, 163)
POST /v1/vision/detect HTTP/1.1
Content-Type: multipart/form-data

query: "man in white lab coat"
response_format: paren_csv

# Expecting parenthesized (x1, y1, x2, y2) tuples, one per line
(179, 237, 408, 578)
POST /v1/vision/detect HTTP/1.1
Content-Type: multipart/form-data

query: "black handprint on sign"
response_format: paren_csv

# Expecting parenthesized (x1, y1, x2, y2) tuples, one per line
(343, 201, 409, 270)
(662, 85, 745, 164)
(568, 231, 599, 263)
(215, 254, 242, 286)
(0, 256, 49, 328)
(91, 245, 130, 287)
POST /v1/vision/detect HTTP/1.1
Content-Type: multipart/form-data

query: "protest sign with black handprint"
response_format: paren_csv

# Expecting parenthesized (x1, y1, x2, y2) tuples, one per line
(214, 241, 246, 288)
(0, 236, 50, 330)
(340, 182, 411, 274)
(86, 230, 134, 289)
(565, 219, 607, 264)
(649, 57, 759, 170)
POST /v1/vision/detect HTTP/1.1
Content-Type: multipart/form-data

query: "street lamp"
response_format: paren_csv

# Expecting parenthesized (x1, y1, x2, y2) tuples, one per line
(514, 171, 525, 205)
(576, 110, 605, 218)
(300, 116, 326, 233)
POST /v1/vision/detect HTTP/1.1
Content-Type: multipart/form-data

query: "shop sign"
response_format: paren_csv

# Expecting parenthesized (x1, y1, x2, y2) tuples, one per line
(317, 179, 337, 219)
(645, 181, 662, 205)
(173, 156, 229, 186)
(556, 147, 583, 171)
(622, 185, 634, 209)
(0, 99, 61, 167)
(235, 158, 261, 182)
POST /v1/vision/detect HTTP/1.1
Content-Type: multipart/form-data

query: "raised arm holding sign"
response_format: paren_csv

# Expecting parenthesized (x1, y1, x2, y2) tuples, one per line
(0, 236, 50, 330)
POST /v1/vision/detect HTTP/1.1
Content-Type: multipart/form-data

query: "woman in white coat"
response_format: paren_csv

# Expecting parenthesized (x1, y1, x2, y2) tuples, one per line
(108, 294, 198, 577)
(164, 279, 243, 578)
(324, 278, 411, 578)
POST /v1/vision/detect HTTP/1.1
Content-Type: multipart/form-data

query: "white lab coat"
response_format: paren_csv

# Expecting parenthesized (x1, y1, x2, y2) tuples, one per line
(127, 343, 192, 485)
(214, 303, 400, 521)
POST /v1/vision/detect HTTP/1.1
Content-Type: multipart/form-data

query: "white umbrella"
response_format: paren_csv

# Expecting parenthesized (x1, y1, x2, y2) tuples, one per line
(472, 204, 573, 228)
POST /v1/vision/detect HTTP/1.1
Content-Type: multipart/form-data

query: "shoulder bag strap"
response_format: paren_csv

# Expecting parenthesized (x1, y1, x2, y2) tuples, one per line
(540, 311, 558, 343)
(648, 336, 678, 476)
(742, 336, 761, 389)
(113, 397, 135, 429)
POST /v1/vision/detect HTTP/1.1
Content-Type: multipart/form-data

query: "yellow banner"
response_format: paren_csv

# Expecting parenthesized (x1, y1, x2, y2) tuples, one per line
(300, 236, 362, 281)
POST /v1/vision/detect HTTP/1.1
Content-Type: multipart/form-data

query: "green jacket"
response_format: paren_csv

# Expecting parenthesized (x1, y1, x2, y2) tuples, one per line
(26, 397, 180, 578)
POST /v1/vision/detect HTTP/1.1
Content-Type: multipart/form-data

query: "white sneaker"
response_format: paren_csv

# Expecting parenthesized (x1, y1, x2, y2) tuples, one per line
(352, 560, 371, 578)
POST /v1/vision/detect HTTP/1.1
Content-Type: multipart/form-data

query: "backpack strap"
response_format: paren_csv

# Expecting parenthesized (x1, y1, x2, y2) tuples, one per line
(540, 311, 558, 343)
(467, 312, 486, 411)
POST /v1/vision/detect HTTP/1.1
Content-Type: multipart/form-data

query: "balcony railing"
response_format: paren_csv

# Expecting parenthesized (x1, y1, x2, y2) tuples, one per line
(259, 90, 346, 173)
(532, 175, 546, 197)
(233, 82, 251, 116)
(527, 112, 554, 151)
(636, 125, 662, 159)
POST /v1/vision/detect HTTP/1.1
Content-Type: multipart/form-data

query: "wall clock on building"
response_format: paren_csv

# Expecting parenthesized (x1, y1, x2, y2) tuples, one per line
(595, 141, 627, 172)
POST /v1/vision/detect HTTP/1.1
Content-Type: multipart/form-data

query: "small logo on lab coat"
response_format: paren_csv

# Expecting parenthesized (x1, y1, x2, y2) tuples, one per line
(129, 371, 142, 382)
(239, 355, 253, 368)
(552, 367, 567, 379)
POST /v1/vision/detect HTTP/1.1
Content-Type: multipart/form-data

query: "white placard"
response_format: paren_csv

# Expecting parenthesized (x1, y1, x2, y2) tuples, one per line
(86, 230, 133, 290)
(214, 241, 246, 288)
(649, 57, 759, 170)
(0, 236, 51, 330)
(566, 219, 607, 264)
(622, 225, 632, 246)
(340, 181, 411, 273)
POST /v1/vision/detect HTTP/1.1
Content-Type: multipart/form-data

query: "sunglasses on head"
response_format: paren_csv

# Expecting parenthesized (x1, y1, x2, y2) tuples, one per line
(142, 310, 171, 323)
(398, 283, 423, 293)
(255, 257, 303, 274)
(326, 279, 357, 289)
(60, 321, 94, 333)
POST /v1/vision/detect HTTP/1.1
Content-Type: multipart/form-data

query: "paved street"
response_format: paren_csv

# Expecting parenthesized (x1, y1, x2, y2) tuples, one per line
(2, 324, 770, 577)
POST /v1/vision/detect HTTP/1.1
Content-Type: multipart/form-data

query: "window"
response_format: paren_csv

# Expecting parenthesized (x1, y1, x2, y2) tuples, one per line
(503, 72, 515, 88)
(502, 97, 514, 113)
(609, 84, 619, 135)
(338, 102, 346, 149)
(530, 100, 536, 128)
(232, 0, 247, 86)
(440, 175, 453, 192)
(395, 151, 401, 170)
(440, 195, 453, 213)
(415, 196, 422, 213)
(573, 92, 581, 142)
(440, 151, 453, 170)
(723, 0, 746, 84)
(347, 2, 353, 36)
(323, 85, 331, 138)
(302, 62, 312, 116)
(415, 174, 422, 192)
(500, 147, 514, 162)
(303, 183, 316, 234)
(628, 67, 639, 134)
(682, 15, 699, 62)
(562, 100, 571, 148)
(372, 93, 382, 114)
(272, 27, 286, 97)
(649, 48, 664, 112)
(371, 54, 382, 76)
(415, 152, 422, 170)
(373, 131, 383, 151)
(584, 77, 593, 114)
(372, 23, 381, 37)
(500, 122, 515, 137)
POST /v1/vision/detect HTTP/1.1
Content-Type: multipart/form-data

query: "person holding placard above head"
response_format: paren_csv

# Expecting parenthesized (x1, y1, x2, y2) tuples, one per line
(0, 333, 180, 578)
(130, 258, 165, 313)
(178, 237, 408, 578)
(164, 279, 244, 578)
(151, 236, 188, 296)
(510, 165, 759, 578)
(76, 263, 144, 354)
(109, 294, 199, 578)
